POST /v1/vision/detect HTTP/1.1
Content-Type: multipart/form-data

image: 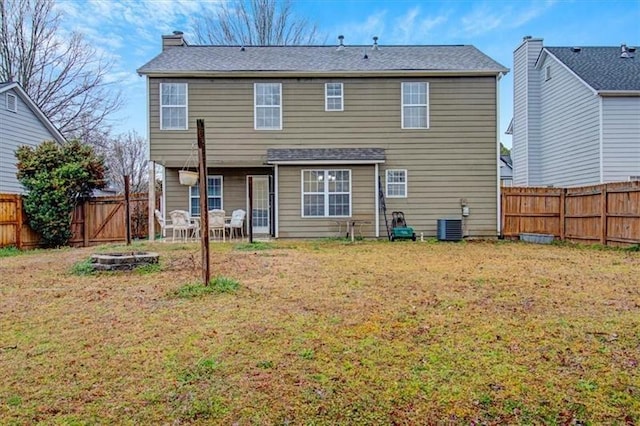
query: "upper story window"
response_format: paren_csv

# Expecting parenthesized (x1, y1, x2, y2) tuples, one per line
(325, 83, 344, 111)
(545, 65, 552, 81)
(6, 93, 17, 113)
(160, 83, 188, 130)
(302, 169, 351, 217)
(190, 176, 223, 216)
(255, 83, 282, 130)
(401, 82, 429, 129)
(386, 169, 407, 198)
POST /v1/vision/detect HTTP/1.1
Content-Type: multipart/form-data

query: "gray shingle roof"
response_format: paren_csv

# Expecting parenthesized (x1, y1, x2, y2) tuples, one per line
(267, 148, 385, 163)
(138, 45, 508, 75)
(545, 47, 640, 91)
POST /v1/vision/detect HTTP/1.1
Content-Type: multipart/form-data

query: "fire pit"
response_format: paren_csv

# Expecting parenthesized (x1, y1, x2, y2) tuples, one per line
(90, 252, 159, 271)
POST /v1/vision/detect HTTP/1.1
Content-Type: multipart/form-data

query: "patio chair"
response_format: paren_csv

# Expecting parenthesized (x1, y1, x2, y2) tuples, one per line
(208, 209, 226, 241)
(168, 210, 198, 241)
(225, 209, 246, 240)
(154, 209, 174, 240)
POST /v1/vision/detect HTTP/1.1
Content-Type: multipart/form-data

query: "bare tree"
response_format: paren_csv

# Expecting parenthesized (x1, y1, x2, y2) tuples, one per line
(192, 0, 319, 45)
(102, 131, 149, 194)
(0, 0, 122, 139)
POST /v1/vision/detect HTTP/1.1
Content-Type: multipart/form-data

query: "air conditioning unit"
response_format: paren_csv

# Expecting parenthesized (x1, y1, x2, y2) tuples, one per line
(437, 219, 463, 241)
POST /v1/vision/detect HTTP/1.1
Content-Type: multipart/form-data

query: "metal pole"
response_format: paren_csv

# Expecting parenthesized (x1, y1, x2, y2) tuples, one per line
(197, 119, 210, 286)
(124, 175, 131, 245)
(248, 176, 253, 244)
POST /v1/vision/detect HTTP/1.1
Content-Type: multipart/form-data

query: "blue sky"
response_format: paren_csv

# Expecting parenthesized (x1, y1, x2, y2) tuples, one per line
(54, 0, 640, 147)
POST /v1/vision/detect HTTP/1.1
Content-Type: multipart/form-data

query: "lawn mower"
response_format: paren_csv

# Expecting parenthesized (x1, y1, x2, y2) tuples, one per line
(390, 211, 416, 241)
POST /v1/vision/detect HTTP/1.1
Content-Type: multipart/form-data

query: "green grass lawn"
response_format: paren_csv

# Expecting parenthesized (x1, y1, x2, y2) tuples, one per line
(0, 240, 638, 424)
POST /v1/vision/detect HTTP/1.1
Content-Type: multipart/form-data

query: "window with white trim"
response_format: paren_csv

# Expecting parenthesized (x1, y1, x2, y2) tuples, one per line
(325, 82, 343, 111)
(302, 169, 351, 217)
(401, 82, 429, 129)
(255, 83, 282, 130)
(386, 169, 407, 198)
(189, 176, 222, 216)
(160, 83, 187, 130)
(6, 93, 17, 112)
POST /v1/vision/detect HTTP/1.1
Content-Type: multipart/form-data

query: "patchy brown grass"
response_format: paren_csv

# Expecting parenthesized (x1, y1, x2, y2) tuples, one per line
(0, 240, 638, 424)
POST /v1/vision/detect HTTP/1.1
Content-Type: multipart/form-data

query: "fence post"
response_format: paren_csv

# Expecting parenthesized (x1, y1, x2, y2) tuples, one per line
(559, 188, 566, 241)
(124, 175, 131, 245)
(600, 185, 608, 245)
(83, 200, 90, 247)
(16, 195, 23, 250)
(500, 191, 506, 238)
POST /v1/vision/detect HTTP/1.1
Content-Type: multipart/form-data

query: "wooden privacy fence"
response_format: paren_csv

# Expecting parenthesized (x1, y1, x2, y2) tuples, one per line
(502, 181, 640, 246)
(0, 193, 157, 249)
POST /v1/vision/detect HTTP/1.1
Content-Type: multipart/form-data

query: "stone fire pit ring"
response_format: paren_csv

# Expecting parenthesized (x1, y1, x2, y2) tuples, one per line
(90, 252, 159, 271)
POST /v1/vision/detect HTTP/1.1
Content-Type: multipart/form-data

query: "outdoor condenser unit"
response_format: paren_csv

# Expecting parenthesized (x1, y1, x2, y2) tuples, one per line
(437, 219, 463, 241)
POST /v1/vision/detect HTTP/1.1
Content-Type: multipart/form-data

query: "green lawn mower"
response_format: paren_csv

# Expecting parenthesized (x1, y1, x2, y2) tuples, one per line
(390, 211, 416, 241)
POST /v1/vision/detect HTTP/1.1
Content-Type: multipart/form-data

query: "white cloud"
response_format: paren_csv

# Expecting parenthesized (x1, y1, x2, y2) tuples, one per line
(390, 6, 448, 44)
(459, 1, 556, 36)
(330, 10, 388, 45)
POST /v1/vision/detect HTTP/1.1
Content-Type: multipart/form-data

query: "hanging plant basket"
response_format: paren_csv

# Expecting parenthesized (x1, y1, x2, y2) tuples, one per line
(179, 170, 198, 186)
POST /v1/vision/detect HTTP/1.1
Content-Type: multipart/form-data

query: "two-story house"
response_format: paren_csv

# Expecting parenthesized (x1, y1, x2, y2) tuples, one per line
(0, 82, 65, 193)
(511, 36, 640, 187)
(137, 33, 508, 239)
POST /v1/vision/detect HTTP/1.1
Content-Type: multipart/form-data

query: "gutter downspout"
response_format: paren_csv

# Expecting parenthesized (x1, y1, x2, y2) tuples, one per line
(375, 163, 380, 238)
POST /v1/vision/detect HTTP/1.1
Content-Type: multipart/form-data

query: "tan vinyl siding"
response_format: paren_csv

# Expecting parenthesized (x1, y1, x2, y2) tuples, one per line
(278, 165, 376, 238)
(151, 75, 499, 238)
(164, 167, 272, 219)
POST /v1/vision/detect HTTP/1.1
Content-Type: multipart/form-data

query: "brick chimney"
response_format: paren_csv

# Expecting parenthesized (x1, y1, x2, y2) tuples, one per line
(162, 31, 187, 51)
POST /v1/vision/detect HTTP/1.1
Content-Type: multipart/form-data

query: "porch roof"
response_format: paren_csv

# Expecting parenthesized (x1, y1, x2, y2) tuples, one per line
(266, 148, 385, 165)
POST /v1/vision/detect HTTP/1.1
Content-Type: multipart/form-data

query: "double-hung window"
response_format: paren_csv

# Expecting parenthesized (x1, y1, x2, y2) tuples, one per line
(160, 83, 187, 130)
(255, 83, 282, 130)
(302, 170, 351, 217)
(325, 82, 343, 111)
(401, 82, 429, 129)
(189, 176, 223, 216)
(386, 169, 407, 198)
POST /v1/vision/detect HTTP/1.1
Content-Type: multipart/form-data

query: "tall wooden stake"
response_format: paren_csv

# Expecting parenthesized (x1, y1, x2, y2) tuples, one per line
(124, 175, 131, 245)
(197, 119, 210, 286)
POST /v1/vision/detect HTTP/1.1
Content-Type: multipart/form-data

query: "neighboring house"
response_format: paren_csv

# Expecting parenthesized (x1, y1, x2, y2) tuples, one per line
(500, 154, 513, 186)
(137, 33, 508, 239)
(511, 37, 640, 187)
(0, 82, 66, 193)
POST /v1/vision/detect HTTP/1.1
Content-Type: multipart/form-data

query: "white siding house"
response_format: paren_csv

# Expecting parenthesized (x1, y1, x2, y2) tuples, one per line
(511, 38, 640, 187)
(0, 82, 65, 193)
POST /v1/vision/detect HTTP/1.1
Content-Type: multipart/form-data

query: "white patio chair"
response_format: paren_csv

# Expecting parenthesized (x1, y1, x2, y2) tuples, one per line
(168, 210, 198, 241)
(225, 209, 246, 240)
(208, 209, 226, 241)
(154, 209, 174, 240)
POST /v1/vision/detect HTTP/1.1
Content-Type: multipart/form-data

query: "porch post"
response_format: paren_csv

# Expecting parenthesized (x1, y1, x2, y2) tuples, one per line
(375, 163, 380, 238)
(148, 160, 155, 241)
(274, 165, 279, 238)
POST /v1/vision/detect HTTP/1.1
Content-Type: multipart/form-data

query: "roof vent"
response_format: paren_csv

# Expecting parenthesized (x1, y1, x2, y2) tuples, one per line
(336, 35, 345, 51)
(523, 35, 532, 41)
(173, 31, 184, 35)
(363, 49, 368, 59)
(240, 46, 245, 51)
(372, 36, 379, 50)
(621, 44, 635, 58)
(571, 47, 581, 53)
(629, 47, 637, 53)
